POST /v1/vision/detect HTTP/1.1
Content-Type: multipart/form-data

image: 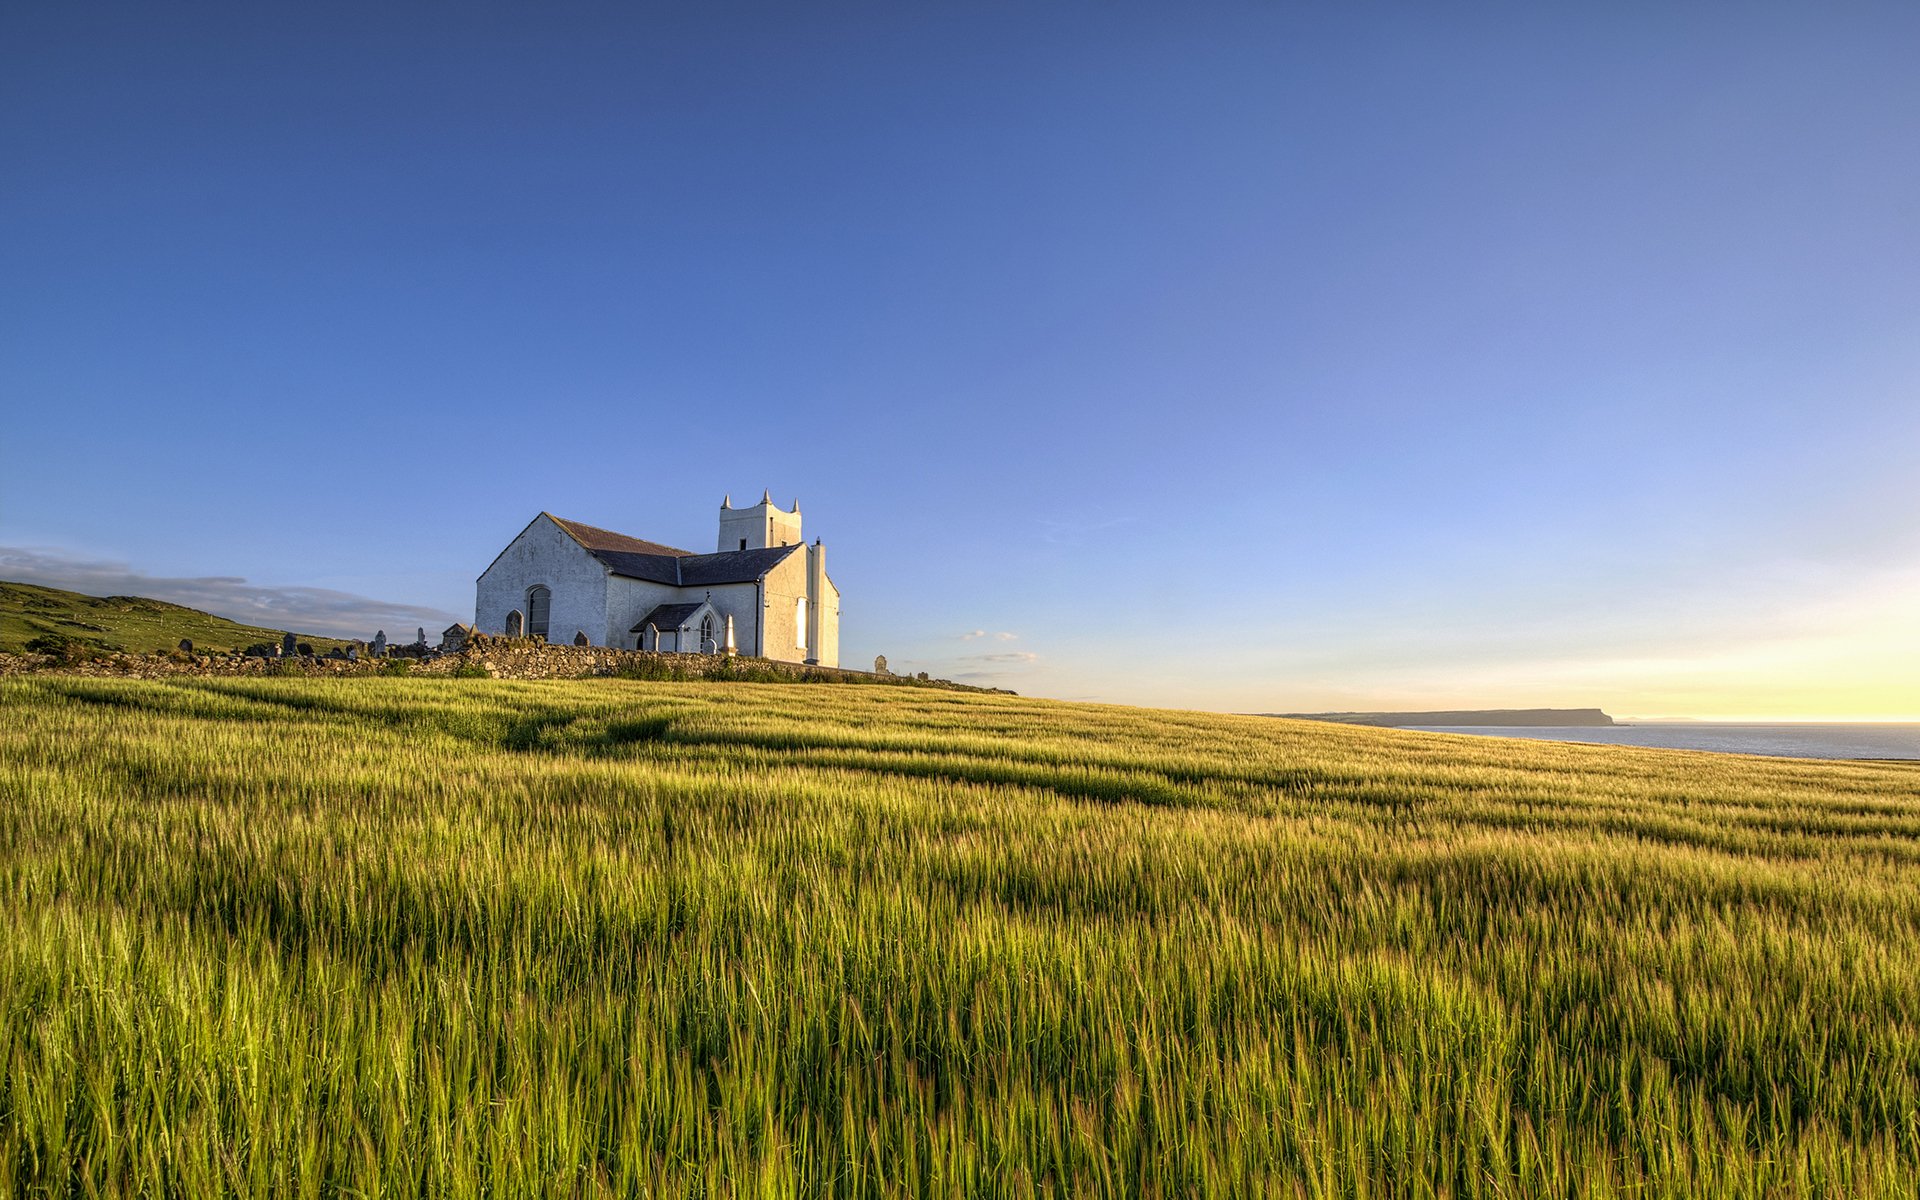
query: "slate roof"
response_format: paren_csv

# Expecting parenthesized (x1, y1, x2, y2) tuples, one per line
(678, 544, 802, 585)
(550, 514, 803, 586)
(631, 602, 707, 633)
(547, 516, 692, 558)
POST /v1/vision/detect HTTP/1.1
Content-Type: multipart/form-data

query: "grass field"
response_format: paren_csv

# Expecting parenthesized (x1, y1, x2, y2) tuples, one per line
(4, 676, 1920, 1197)
(0, 580, 353, 656)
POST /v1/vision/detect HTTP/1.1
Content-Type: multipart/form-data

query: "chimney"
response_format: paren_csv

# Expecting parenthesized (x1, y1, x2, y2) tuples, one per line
(806, 538, 825, 664)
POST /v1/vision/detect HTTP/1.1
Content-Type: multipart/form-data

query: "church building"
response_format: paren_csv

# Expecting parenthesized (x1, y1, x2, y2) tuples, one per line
(475, 493, 839, 666)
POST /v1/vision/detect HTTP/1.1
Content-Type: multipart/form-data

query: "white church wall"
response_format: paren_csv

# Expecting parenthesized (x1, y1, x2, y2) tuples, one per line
(758, 551, 812, 664)
(476, 516, 609, 643)
(814, 572, 841, 670)
(702, 583, 760, 655)
(802, 542, 842, 669)
(604, 576, 686, 649)
(604, 578, 762, 653)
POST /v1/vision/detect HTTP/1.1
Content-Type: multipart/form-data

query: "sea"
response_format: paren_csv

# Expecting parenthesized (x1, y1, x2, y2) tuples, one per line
(1403, 723, 1920, 761)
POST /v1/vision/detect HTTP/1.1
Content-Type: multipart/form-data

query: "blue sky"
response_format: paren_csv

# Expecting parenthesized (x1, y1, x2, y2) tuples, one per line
(4, 3, 1917, 716)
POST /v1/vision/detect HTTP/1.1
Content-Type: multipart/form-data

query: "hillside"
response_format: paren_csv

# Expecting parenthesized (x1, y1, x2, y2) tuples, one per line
(4, 677, 1919, 1195)
(0, 579, 353, 655)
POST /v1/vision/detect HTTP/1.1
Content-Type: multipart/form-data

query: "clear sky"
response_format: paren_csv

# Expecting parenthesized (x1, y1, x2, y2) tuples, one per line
(3, 3, 1916, 718)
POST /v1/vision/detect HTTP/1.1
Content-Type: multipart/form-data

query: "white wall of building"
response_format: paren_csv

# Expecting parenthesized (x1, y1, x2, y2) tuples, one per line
(606, 577, 761, 653)
(814, 569, 841, 669)
(475, 516, 609, 643)
(701, 583, 761, 655)
(757, 551, 811, 664)
(602, 575, 685, 649)
(717, 496, 802, 551)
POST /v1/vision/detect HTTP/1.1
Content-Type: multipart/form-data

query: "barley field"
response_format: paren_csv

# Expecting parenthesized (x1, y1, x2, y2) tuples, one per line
(3, 676, 1919, 1197)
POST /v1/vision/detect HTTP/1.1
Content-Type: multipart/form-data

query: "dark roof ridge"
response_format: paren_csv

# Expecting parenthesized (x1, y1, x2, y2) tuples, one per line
(585, 542, 802, 586)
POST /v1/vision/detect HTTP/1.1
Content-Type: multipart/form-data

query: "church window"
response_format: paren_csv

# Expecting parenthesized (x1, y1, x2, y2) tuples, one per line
(700, 613, 716, 653)
(739, 538, 747, 550)
(527, 586, 551, 641)
(505, 610, 524, 638)
(795, 596, 808, 650)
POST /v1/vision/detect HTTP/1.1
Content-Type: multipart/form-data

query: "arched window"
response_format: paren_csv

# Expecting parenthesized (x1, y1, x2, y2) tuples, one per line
(795, 596, 808, 650)
(505, 610, 524, 638)
(700, 613, 716, 653)
(527, 586, 551, 641)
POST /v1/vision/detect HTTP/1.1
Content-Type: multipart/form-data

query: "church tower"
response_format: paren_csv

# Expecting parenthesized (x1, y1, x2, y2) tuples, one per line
(718, 490, 802, 551)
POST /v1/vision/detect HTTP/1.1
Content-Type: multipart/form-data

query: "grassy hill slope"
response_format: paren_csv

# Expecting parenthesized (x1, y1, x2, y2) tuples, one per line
(4, 677, 1919, 1196)
(0, 579, 353, 655)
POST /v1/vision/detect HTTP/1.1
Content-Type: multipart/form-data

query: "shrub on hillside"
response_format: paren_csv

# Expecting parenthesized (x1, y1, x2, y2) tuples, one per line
(24, 633, 102, 665)
(24, 633, 72, 657)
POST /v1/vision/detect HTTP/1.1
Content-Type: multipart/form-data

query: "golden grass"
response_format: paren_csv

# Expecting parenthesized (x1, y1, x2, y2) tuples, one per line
(3, 676, 1919, 1196)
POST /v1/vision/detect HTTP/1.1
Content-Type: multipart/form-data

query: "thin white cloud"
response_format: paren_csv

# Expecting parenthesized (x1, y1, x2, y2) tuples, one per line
(0, 545, 460, 640)
(946, 647, 1042, 684)
(960, 630, 1019, 641)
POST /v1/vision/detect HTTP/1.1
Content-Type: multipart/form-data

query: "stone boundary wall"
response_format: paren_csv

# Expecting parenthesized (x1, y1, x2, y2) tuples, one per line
(0, 640, 1007, 694)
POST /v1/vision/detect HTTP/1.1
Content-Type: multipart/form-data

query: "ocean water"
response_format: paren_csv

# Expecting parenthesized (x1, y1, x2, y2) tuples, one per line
(1403, 723, 1920, 761)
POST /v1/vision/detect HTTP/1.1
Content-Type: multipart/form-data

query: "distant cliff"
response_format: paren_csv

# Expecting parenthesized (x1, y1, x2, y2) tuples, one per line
(1271, 708, 1616, 728)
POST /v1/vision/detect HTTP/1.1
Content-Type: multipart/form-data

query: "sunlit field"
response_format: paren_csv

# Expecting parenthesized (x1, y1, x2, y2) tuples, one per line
(4, 677, 1920, 1197)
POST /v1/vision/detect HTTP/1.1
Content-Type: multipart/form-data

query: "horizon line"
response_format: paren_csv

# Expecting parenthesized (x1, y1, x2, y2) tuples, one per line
(1615, 715, 1920, 725)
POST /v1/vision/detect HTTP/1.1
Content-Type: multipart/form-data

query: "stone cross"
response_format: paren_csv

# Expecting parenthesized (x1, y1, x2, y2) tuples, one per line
(281, 632, 298, 658)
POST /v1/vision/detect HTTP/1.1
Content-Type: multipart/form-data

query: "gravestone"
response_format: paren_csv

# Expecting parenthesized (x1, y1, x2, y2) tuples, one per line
(281, 632, 298, 658)
(372, 631, 387, 657)
(573, 631, 589, 646)
(178, 639, 193, 654)
(416, 627, 427, 649)
(873, 655, 888, 675)
(346, 646, 358, 662)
